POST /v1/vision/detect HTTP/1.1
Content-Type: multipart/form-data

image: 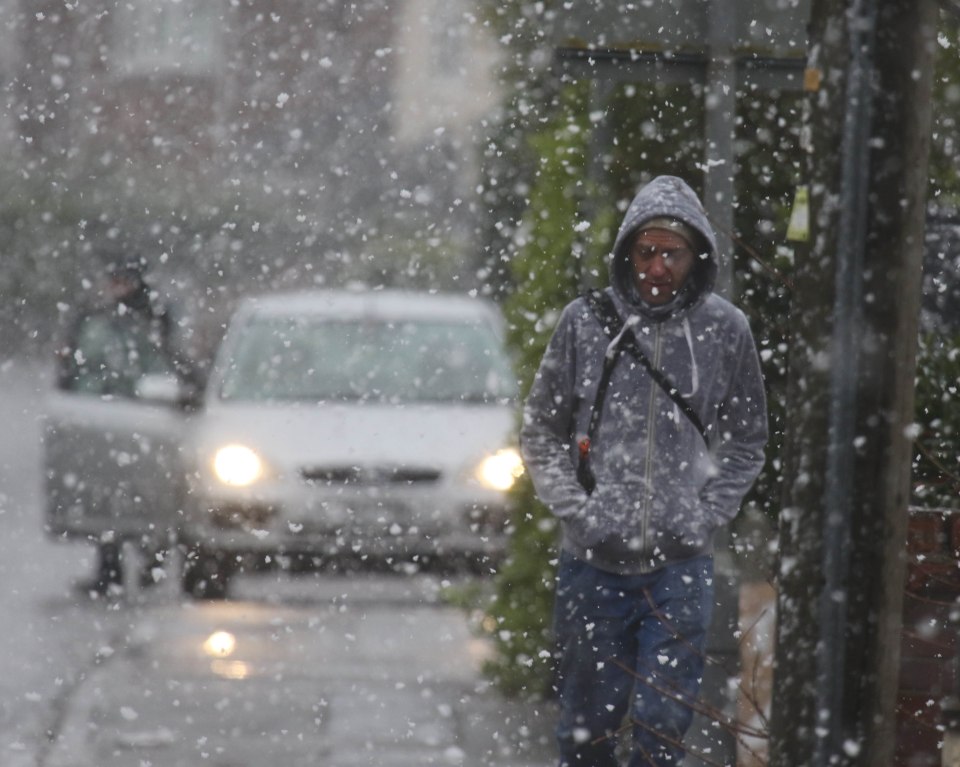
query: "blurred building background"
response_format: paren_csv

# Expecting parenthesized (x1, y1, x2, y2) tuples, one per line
(0, 0, 502, 357)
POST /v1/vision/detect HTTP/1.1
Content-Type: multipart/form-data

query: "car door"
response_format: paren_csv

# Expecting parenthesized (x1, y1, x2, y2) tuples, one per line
(43, 309, 189, 547)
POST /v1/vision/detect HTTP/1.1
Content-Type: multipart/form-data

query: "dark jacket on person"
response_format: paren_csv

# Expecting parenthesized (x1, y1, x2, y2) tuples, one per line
(56, 281, 192, 397)
(520, 175, 769, 574)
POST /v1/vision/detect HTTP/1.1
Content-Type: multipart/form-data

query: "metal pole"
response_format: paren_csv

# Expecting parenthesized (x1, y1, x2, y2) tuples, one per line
(704, 0, 738, 298)
(815, 0, 877, 763)
(579, 75, 614, 292)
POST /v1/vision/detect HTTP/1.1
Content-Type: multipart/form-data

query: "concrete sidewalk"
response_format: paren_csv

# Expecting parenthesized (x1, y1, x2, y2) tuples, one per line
(41, 573, 557, 767)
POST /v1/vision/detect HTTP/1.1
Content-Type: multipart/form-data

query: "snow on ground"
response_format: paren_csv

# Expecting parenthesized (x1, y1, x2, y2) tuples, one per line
(0, 357, 116, 766)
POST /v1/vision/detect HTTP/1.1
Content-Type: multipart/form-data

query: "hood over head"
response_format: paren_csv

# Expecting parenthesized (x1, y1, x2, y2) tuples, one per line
(610, 175, 718, 318)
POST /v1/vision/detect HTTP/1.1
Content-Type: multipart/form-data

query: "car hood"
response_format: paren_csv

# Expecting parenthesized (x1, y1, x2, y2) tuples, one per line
(189, 400, 518, 474)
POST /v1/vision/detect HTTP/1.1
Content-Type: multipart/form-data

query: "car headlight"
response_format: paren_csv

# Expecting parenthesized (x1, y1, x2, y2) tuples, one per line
(475, 448, 525, 492)
(212, 444, 264, 487)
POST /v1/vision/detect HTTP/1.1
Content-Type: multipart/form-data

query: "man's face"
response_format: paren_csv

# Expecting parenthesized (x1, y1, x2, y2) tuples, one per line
(629, 228, 697, 306)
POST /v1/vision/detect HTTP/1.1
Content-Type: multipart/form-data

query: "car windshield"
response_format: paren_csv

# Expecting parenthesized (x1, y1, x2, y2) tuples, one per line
(218, 316, 518, 404)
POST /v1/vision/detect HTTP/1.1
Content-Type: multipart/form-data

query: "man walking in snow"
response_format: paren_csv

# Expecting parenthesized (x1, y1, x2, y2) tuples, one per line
(521, 175, 768, 765)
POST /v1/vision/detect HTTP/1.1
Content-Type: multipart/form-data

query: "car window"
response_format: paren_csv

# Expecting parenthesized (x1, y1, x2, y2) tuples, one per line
(218, 317, 518, 404)
(61, 311, 178, 397)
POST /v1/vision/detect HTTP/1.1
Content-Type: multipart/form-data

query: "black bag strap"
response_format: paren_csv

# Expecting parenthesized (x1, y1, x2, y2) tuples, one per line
(575, 333, 621, 494)
(582, 289, 709, 445)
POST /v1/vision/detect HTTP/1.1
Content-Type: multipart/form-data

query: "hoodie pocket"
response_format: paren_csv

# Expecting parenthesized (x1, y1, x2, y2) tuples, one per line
(564, 481, 646, 556)
(647, 484, 713, 560)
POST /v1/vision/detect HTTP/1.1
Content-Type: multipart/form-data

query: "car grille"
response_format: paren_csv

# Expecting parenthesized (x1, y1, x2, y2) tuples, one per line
(209, 503, 276, 530)
(300, 465, 441, 486)
(462, 502, 512, 534)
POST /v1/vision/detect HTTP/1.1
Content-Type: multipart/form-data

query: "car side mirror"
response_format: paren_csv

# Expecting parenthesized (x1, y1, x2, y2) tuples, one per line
(135, 373, 185, 406)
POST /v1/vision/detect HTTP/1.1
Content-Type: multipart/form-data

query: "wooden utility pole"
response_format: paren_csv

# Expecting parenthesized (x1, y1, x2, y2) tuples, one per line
(769, 1, 937, 765)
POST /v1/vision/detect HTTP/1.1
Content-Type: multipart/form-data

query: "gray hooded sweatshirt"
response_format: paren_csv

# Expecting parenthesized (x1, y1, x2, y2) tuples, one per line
(520, 175, 768, 574)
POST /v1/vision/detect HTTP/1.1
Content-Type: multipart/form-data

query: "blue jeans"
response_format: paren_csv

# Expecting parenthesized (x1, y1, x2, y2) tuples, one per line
(553, 551, 714, 767)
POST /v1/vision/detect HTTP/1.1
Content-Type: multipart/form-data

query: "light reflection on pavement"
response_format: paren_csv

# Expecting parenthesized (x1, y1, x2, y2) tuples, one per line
(42, 572, 555, 767)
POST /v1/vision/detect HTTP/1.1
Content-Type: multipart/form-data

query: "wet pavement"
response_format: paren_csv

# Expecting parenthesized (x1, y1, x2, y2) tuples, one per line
(40, 573, 557, 767)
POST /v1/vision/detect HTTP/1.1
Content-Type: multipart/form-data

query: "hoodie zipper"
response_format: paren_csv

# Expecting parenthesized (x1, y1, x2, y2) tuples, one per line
(639, 324, 663, 573)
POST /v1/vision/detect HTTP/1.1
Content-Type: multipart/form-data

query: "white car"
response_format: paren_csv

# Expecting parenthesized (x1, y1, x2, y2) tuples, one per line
(178, 289, 522, 597)
(44, 288, 523, 598)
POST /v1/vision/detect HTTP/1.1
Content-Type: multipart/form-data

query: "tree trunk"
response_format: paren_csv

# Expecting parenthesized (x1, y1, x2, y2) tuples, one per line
(769, 1, 937, 765)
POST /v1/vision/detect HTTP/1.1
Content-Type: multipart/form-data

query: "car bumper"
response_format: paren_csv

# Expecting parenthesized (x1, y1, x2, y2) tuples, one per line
(180, 483, 512, 562)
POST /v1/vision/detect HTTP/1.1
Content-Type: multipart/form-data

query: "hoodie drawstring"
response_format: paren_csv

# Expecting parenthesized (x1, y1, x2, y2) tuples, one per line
(673, 317, 699, 425)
